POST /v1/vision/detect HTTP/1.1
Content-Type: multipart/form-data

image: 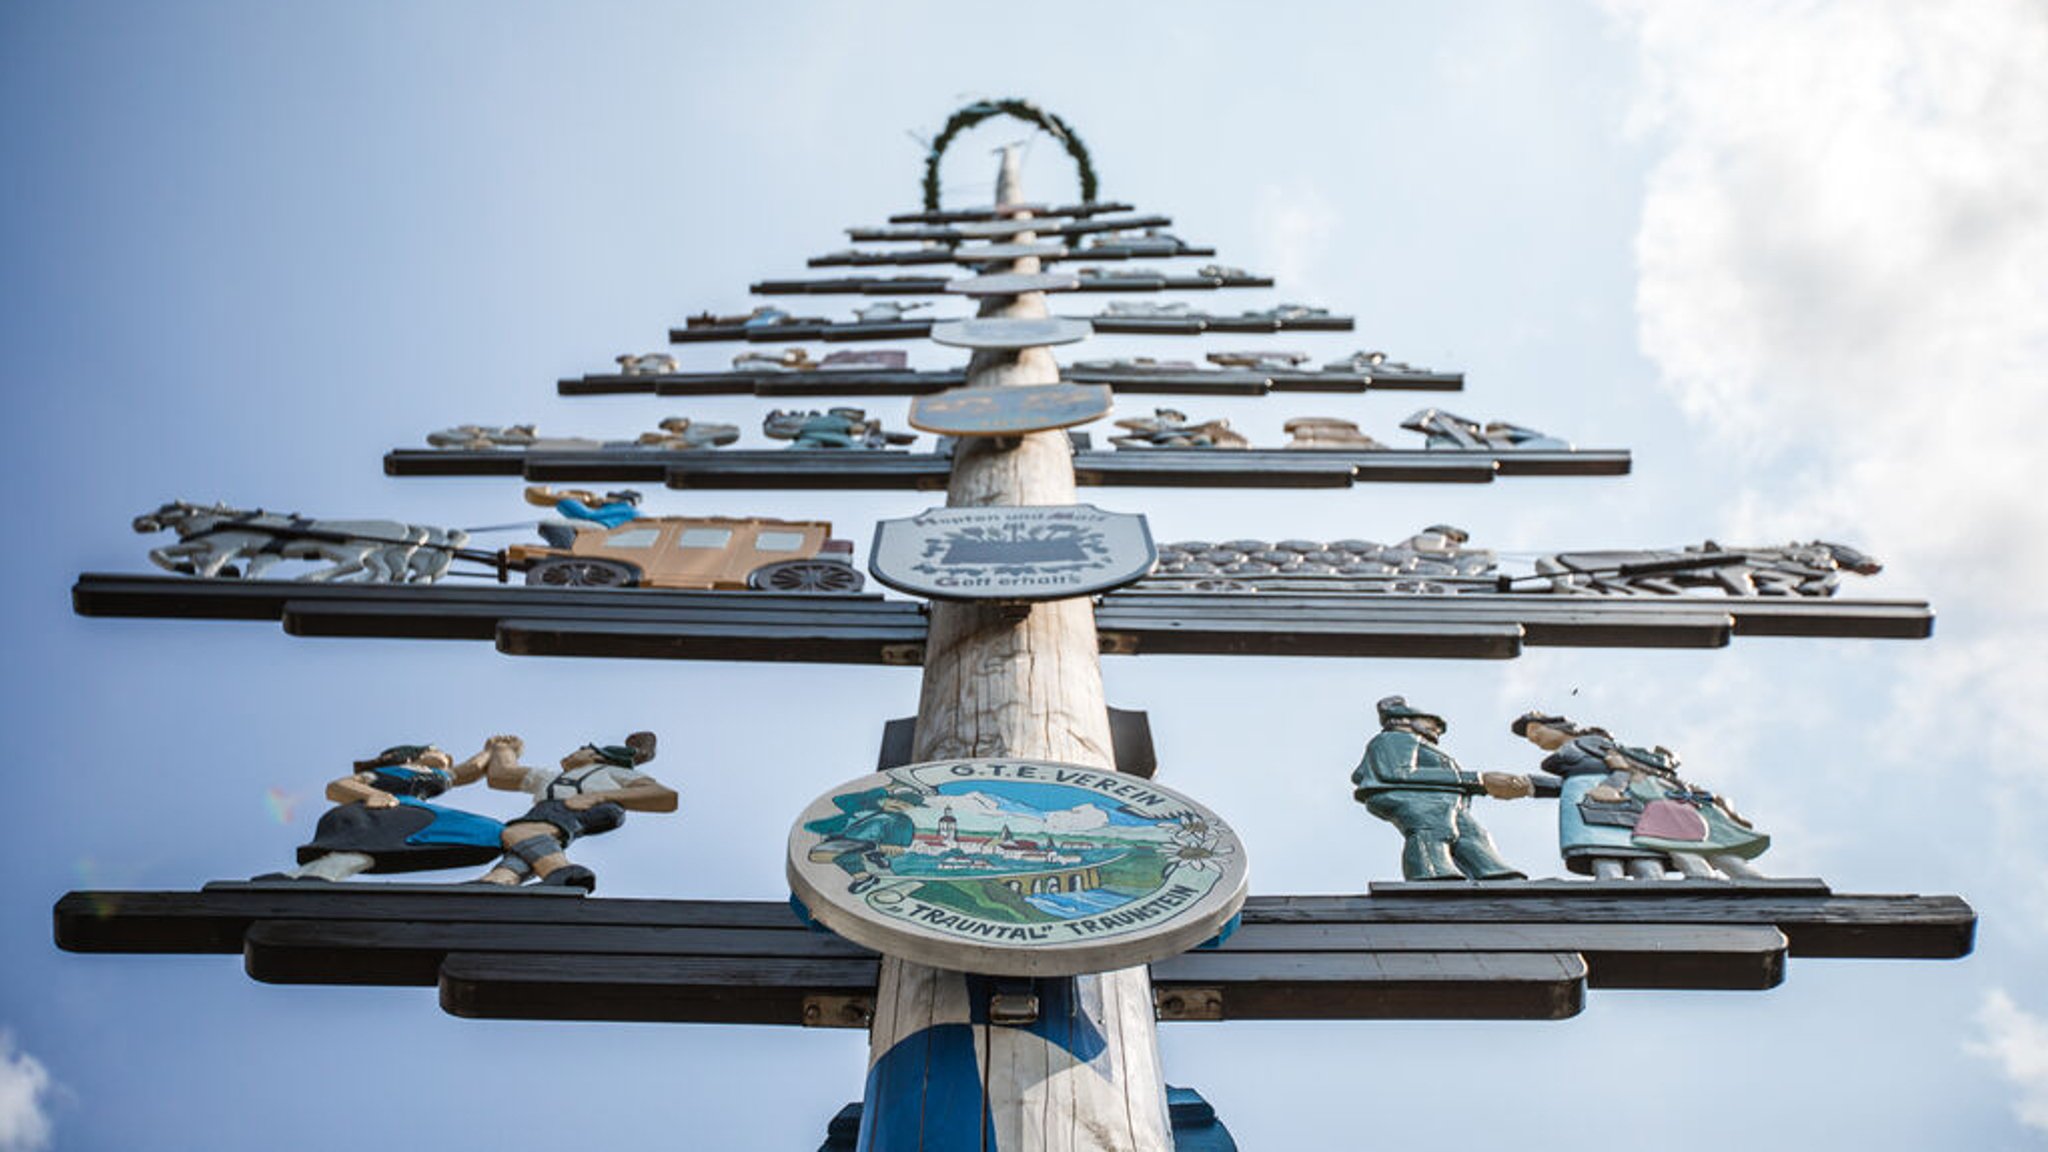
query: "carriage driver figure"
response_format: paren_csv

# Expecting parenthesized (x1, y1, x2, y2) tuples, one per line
(476, 732, 677, 893)
(1352, 696, 1544, 882)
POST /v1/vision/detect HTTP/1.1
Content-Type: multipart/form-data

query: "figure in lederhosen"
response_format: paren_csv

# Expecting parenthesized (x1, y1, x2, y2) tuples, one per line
(1512, 711, 1769, 880)
(1351, 696, 1541, 881)
(476, 732, 676, 893)
(270, 740, 509, 881)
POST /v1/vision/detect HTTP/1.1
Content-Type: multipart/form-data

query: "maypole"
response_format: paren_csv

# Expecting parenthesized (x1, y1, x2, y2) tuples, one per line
(60, 96, 1973, 1152)
(860, 144, 1170, 1151)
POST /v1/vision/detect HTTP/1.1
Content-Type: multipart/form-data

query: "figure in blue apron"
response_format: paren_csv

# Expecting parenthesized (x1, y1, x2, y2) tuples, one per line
(271, 741, 507, 882)
(1512, 711, 1769, 880)
(1509, 712, 1659, 880)
(1351, 696, 1543, 881)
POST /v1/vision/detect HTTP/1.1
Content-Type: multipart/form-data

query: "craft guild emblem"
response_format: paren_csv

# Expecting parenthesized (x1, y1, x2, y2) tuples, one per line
(907, 382, 1113, 437)
(787, 759, 1249, 976)
(868, 504, 1155, 601)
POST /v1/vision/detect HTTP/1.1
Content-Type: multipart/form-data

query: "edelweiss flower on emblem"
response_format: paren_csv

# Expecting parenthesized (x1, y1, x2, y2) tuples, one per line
(1163, 813, 1234, 878)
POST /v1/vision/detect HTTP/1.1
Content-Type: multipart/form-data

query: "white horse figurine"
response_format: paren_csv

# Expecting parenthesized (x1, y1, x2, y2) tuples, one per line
(133, 501, 468, 583)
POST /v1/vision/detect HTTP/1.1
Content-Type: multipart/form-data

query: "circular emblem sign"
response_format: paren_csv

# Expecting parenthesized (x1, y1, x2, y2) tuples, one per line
(908, 382, 1112, 437)
(944, 272, 1081, 297)
(788, 759, 1249, 977)
(951, 241, 1069, 264)
(930, 317, 1091, 351)
(950, 218, 1053, 240)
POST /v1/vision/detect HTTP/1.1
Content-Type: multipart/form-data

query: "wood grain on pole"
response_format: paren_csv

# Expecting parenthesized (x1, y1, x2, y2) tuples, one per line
(866, 150, 1173, 1151)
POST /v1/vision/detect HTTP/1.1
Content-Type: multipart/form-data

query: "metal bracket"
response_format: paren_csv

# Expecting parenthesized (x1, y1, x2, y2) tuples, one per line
(879, 644, 925, 666)
(801, 994, 876, 1029)
(992, 600, 1033, 623)
(988, 978, 1040, 1027)
(1154, 987, 1223, 1021)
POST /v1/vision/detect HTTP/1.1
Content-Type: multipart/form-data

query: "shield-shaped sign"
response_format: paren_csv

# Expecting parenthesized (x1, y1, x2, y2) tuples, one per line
(869, 504, 1156, 601)
(788, 758, 1249, 976)
(908, 382, 1112, 437)
(930, 317, 1091, 350)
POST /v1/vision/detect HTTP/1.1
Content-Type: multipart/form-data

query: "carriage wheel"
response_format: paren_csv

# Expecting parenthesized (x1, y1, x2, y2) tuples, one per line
(748, 559, 865, 593)
(525, 557, 642, 588)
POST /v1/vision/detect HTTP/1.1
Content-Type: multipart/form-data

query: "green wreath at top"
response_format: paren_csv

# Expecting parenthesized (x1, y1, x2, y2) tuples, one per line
(922, 99, 1099, 212)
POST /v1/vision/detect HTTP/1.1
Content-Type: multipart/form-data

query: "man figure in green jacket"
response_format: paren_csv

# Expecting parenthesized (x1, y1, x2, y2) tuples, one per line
(1352, 695, 1539, 881)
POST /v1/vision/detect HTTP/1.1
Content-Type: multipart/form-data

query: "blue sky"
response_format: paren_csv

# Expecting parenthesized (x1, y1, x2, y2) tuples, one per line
(4, 2, 2047, 1149)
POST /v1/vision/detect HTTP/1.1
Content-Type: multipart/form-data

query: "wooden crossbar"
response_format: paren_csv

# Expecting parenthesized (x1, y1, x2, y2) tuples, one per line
(749, 273, 1276, 295)
(555, 367, 1463, 398)
(886, 202, 1138, 224)
(54, 885, 1973, 1025)
(384, 447, 1633, 486)
(71, 576, 1935, 659)
(558, 369, 965, 397)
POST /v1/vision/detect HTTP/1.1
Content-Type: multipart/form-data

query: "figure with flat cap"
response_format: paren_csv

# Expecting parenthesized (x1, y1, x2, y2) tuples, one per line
(1352, 696, 1546, 881)
(524, 484, 644, 529)
(475, 732, 676, 893)
(1512, 711, 1769, 880)
(803, 781, 926, 895)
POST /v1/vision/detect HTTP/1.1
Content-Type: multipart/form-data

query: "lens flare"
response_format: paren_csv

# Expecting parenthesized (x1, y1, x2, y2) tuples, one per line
(264, 788, 299, 824)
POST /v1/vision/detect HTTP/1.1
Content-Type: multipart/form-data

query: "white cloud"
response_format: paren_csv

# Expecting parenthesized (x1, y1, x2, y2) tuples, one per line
(0, 1033, 55, 1152)
(945, 791, 1111, 834)
(1972, 990, 2048, 1133)
(1605, 0, 2048, 917)
(1251, 182, 1340, 302)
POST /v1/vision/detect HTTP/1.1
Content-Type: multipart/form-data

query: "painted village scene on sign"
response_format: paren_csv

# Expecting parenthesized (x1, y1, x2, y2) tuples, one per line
(44, 88, 1986, 1152)
(790, 760, 1247, 976)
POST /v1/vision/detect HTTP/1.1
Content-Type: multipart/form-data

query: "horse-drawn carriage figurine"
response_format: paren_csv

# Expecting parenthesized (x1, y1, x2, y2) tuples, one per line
(513, 486, 864, 591)
(133, 492, 866, 592)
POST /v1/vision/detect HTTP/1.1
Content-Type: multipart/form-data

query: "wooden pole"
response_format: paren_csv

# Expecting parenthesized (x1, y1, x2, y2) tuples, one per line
(858, 147, 1173, 1151)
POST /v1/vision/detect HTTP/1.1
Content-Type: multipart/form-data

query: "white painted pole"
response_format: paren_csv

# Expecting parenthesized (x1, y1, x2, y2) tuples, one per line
(857, 145, 1173, 1152)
